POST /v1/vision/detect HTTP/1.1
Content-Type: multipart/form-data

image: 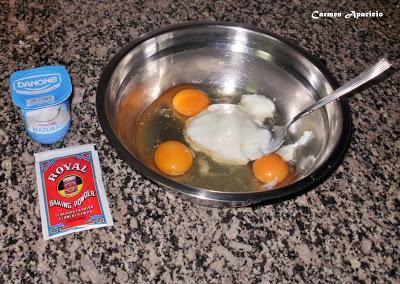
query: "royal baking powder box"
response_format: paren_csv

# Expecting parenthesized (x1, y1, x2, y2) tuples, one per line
(34, 144, 113, 240)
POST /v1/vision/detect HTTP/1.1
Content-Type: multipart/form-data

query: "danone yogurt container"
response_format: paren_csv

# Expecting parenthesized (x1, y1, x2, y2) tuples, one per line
(10, 66, 72, 144)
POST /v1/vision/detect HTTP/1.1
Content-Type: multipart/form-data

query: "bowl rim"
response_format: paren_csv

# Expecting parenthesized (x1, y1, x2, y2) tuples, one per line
(96, 21, 352, 205)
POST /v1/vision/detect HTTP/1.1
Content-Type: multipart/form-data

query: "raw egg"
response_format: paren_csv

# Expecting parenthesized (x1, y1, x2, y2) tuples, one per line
(252, 153, 289, 185)
(154, 141, 193, 176)
(172, 88, 210, 116)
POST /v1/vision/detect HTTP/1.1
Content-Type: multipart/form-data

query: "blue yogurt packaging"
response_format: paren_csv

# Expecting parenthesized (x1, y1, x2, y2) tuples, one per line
(10, 66, 72, 144)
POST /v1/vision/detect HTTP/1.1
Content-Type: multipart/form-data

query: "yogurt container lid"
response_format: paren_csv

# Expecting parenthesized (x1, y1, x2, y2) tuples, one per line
(10, 65, 72, 110)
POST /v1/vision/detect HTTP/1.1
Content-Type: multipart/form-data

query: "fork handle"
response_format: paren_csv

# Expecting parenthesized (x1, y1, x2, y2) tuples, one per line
(289, 58, 392, 126)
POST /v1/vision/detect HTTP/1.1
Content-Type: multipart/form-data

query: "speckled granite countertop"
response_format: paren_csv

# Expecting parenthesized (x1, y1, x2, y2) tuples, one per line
(0, 0, 399, 283)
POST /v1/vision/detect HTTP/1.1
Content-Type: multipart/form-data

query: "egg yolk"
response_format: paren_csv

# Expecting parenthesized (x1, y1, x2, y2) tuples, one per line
(252, 154, 289, 185)
(154, 141, 193, 176)
(172, 88, 210, 116)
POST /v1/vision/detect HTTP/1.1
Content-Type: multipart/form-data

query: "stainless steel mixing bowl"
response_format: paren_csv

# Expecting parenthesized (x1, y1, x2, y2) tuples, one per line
(96, 22, 351, 207)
